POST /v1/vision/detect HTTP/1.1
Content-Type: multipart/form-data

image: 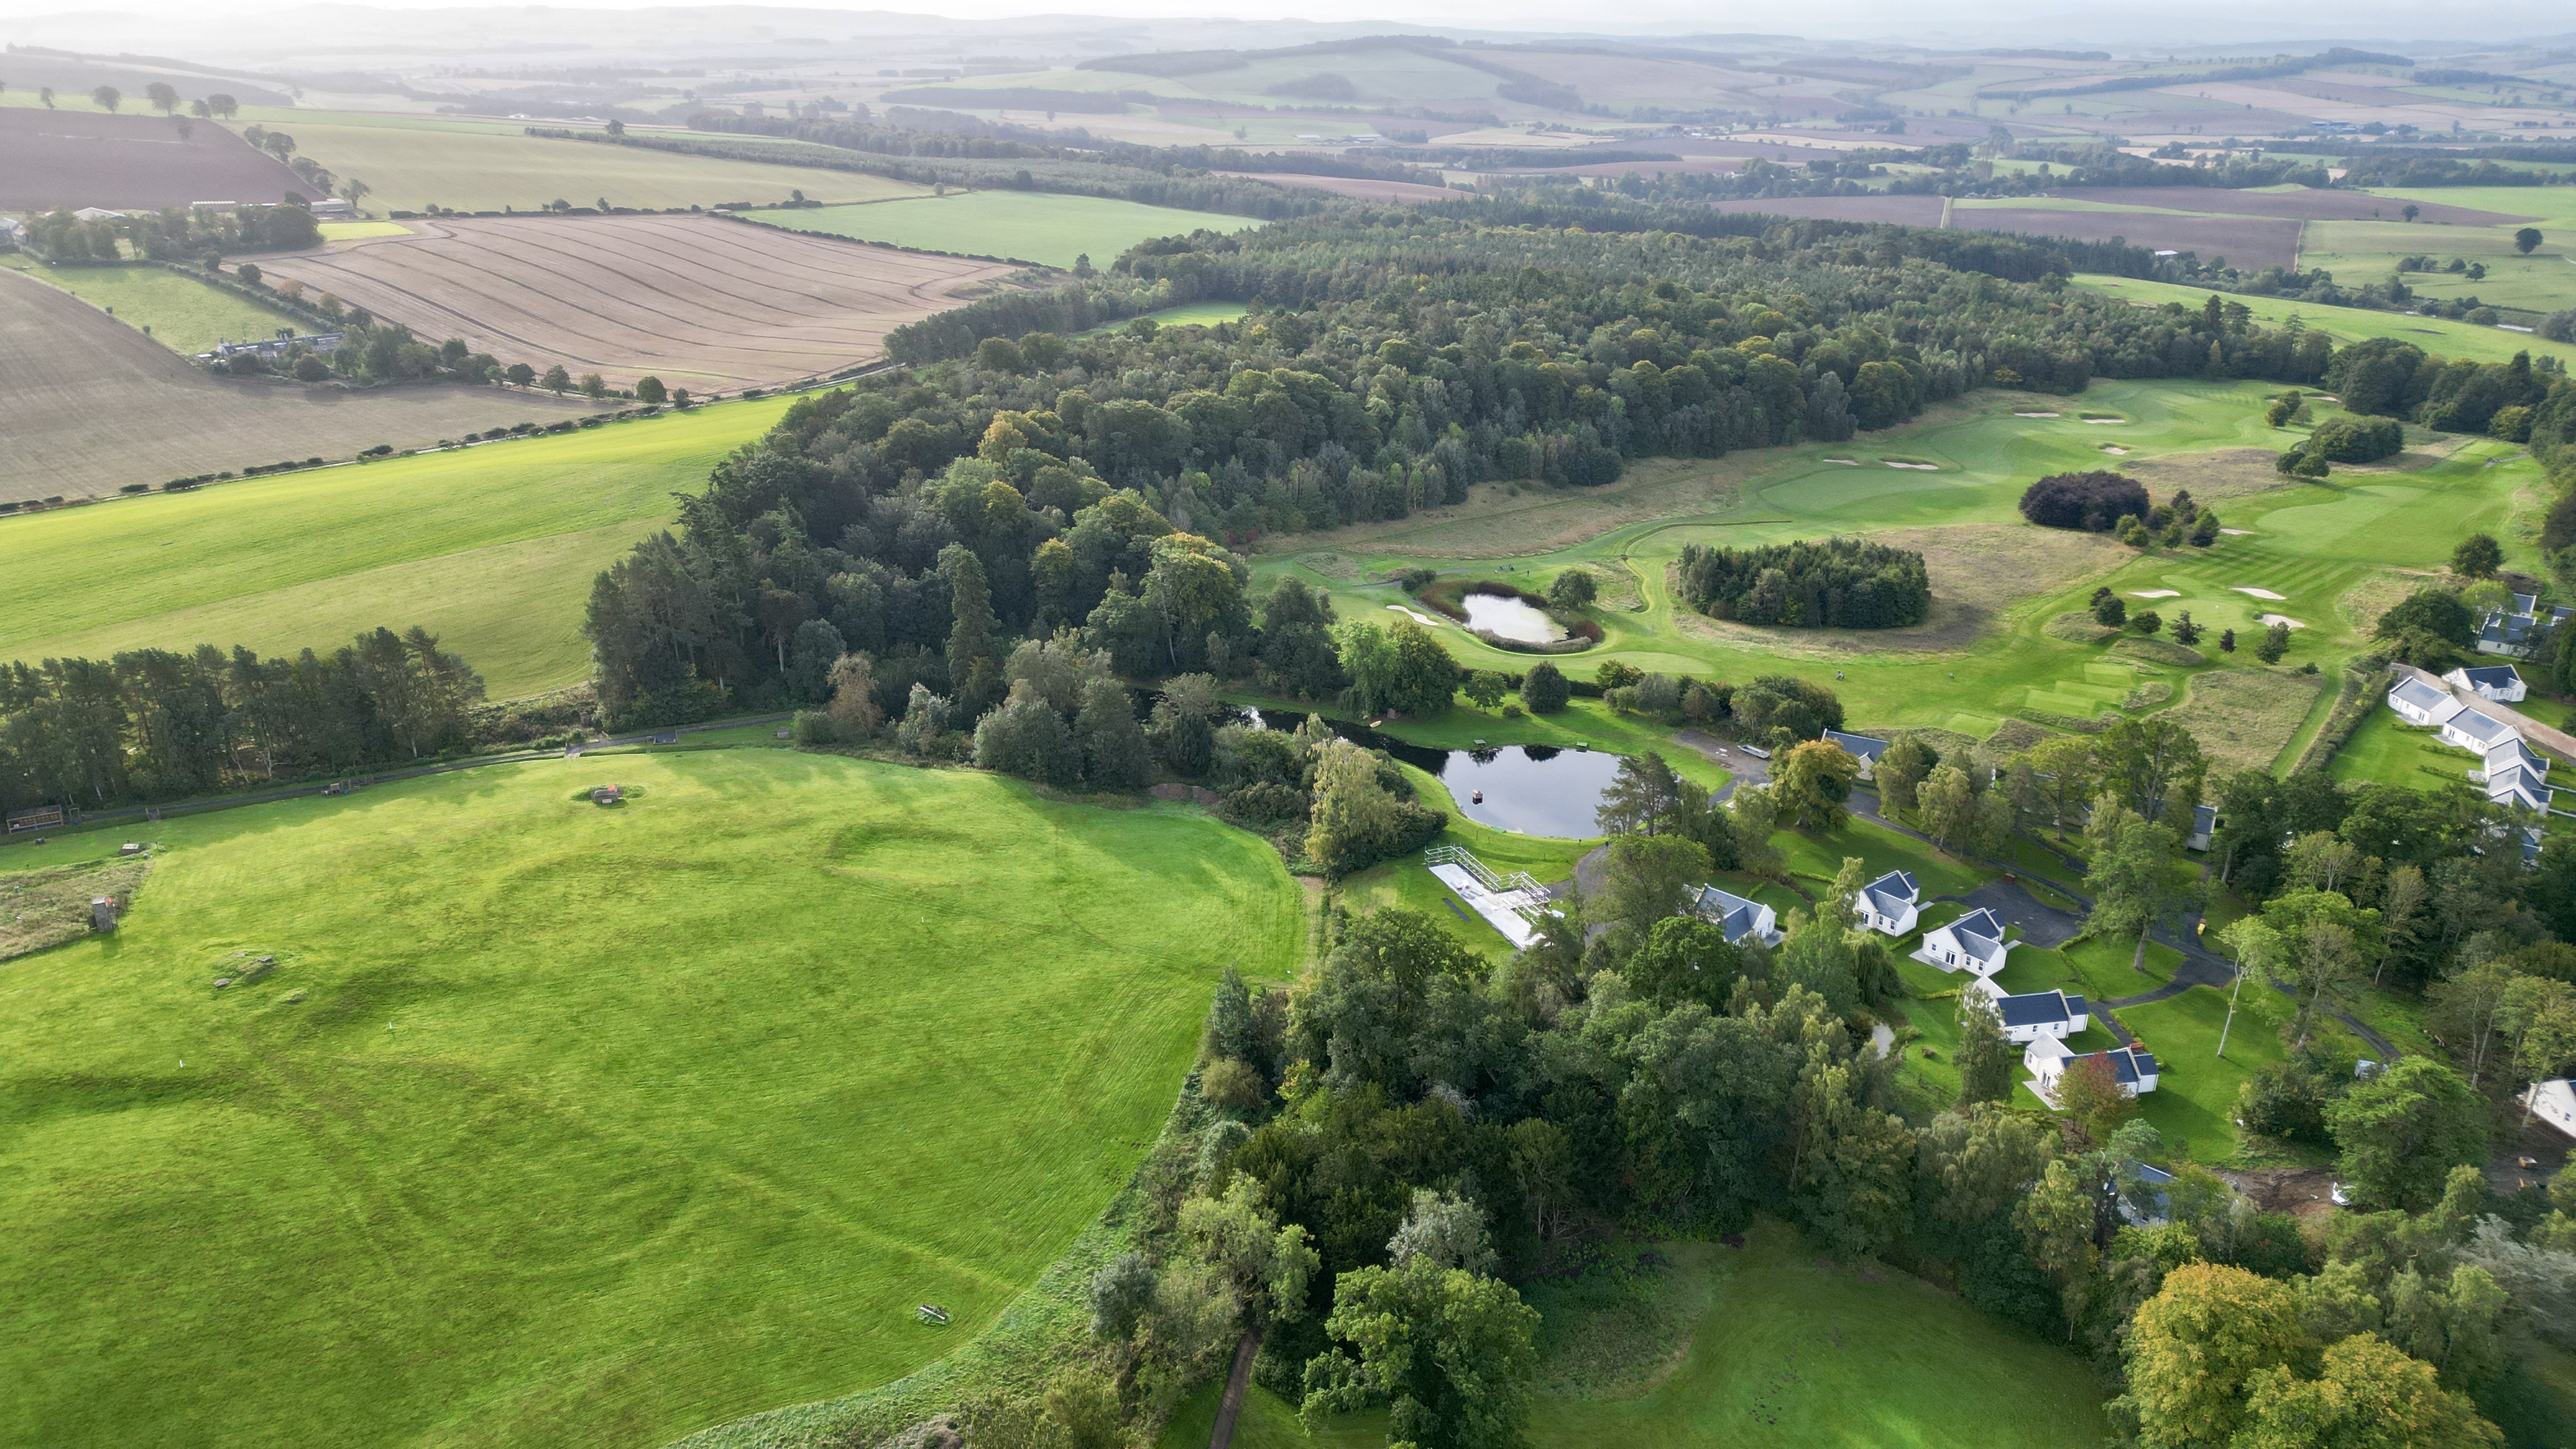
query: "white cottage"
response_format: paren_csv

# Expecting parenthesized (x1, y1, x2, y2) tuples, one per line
(1919, 906, 2012, 977)
(2439, 705, 2519, 755)
(2387, 676, 2464, 728)
(1691, 885, 1783, 947)
(2027, 1037, 2160, 1102)
(1981, 985, 2090, 1045)
(2523, 1079, 2576, 1142)
(2446, 664, 2528, 704)
(1850, 870, 1920, 936)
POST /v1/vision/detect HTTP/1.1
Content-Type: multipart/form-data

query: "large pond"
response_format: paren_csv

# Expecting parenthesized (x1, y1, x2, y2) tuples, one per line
(1459, 590, 1568, 645)
(1250, 709, 1624, 838)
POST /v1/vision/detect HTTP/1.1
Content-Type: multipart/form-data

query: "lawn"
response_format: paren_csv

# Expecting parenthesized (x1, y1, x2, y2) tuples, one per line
(756, 190, 1262, 270)
(219, 111, 930, 214)
(0, 397, 788, 698)
(1155, 1220, 2106, 1449)
(0, 749, 1303, 1449)
(1, 252, 305, 355)
(1257, 378, 2540, 744)
(2328, 709, 2483, 791)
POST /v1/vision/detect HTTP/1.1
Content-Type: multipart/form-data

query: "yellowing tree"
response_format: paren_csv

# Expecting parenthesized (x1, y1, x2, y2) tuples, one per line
(2122, 1262, 2308, 1449)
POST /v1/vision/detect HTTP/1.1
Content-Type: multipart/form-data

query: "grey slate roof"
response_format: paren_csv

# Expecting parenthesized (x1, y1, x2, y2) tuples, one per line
(1996, 988, 2083, 1031)
(2448, 708, 2517, 747)
(2388, 678, 2456, 716)
(1860, 870, 1917, 918)
(2460, 665, 2523, 691)
(1823, 729, 1890, 762)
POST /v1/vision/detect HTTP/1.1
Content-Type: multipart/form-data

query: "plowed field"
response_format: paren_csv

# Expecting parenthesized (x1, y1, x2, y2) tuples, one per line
(263, 213, 1020, 392)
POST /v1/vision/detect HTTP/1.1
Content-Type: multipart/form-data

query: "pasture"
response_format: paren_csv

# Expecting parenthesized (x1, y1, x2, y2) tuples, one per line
(0, 268, 609, 506)
(219, 110, 931, 214)
(2076, 274, 2576, 367)
(755, 191, 1264, 270)
(0, 750, 1303, 1449)
(1158, 1222, 2107, 1449)
(0, 397, 788, 696)
(1259, 380, 2537, 745)
(1, 254, 303, 355)
(0, 105, 309, 211)
(263, 215, 1020, 391)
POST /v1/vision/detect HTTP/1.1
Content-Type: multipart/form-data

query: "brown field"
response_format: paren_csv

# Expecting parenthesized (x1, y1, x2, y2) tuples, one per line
(1215, 171, 1459, 203)
(0, 108, 316, 213)
(1952, 208, 2303, 270)
(2161, 666, 2329, 773)
(261, 214, 1021, 392)
(1706, 194, 1949, 225)
(2046, 187, 2533, 226)
(0, 270, 608, 504)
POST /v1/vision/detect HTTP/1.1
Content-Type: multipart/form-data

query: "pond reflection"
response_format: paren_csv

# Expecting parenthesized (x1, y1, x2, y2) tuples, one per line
(1246, 707, 1622, 838)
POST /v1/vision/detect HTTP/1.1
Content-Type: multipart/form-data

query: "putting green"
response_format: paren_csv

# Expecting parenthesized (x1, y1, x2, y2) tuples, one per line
(0, 749, 1302, 1448)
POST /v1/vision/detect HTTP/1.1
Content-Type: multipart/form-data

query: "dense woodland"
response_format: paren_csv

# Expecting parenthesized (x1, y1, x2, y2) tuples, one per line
(1673, 537, 1931, 628)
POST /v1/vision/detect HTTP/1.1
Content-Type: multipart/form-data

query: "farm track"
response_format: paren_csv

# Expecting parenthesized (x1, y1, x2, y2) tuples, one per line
(264, 214, 1018, 391)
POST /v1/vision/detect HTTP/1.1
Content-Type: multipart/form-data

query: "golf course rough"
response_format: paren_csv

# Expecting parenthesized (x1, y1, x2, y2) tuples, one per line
(0, 750, 1302, 1448)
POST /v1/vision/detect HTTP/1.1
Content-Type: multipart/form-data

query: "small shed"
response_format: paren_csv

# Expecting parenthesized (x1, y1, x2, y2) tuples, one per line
(91, 897, 118, 933)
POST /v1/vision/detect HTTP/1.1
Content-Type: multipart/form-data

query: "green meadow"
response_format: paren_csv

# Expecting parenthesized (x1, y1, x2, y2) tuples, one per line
(0, 397, 788, 697)
(3, 252, 306, 354)
(755, 191, 1262, 270)
(2076, 274, 2576, 366)
(1157, 1220, 2108, 1449)
(0, 750, 1302, 1449)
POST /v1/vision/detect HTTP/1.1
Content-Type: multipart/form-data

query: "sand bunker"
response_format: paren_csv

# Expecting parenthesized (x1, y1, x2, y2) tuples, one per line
(1821, 457, 1860, 466)
(1883, 461, 1938, 471)
(2258, 613, 2306, 629)
(2220, 528, 2253, 536)
(1386, 604, 1445, 627)
(2099, 445, 2130, 455)
(2234, 586, 2287, 601)
(2129, 590, 2181, 599)
(2012, 411, 2061, 418)
(2081, 416, 2128, 425)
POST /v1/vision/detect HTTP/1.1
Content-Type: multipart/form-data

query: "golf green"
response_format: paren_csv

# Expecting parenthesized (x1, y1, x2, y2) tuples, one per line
(0, 750, 1303, 1448)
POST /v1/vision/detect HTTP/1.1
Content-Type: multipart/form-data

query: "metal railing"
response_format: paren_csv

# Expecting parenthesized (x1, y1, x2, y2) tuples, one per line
(1424, 844, 1543, 900)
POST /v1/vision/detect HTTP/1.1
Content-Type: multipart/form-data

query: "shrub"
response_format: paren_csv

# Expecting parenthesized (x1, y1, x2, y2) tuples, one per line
(2307, 415, 2404, 463)
(1546, 569, 1597, 610)
(2018, 470, 2149, 532)
(1519, 661, 1570, 714)
(2094, 594, 2128, 627)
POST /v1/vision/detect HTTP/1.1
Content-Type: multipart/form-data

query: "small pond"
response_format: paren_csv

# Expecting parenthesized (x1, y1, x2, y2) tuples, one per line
(1249, 708, 1624, 838)
(1460, 590, 1569, 645)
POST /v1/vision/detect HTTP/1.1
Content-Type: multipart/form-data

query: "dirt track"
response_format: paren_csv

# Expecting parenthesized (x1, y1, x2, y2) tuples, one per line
(263, 214, 1021, 391)
(0, 270, 604, 504)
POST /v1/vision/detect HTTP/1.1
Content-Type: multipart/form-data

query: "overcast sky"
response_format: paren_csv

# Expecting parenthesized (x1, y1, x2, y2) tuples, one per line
(0, 0, 2565, 49)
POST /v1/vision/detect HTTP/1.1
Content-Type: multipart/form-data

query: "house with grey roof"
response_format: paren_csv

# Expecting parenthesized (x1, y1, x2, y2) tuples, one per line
(2446, 664, 2527, 704)
(2188, 804, 2217, 853)
(1822, 729, 1891, 779)
(1850, 870, 1919, 936)
(1918, 906, 2012, 977)
(1691, 885, 1783, 947)
(2439, 705, 2519, 755)
(1968, 981, 2089, 1045)
(2476, 598, 2571, 658)
(2387, 676, 2464, 728)
(2027, 1037, 2160, 1103)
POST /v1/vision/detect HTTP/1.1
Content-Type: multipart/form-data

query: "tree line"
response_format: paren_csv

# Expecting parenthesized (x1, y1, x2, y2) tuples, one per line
(0, 628, 488, 811)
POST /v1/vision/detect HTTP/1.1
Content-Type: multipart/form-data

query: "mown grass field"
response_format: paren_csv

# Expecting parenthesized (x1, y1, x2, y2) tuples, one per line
(0, 254, 304, 354)
(757, 191, 1261, 270)
(0, 750, 1303, 1449)
(1257, 379, 2540, 744)
(1157, 1220, 2106, 1449)
(0, 397, 788, 696)
(219, 109, 931, 214)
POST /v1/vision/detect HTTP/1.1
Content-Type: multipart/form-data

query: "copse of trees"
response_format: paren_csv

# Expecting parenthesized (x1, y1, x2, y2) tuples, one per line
(2019, 470, 2149, 532)
(1673, 537, 1929, 629)
(0, 627, 485, 811)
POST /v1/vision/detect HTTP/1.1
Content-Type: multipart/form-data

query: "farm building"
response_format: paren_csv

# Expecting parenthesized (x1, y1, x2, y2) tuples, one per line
(1849, 870, 1919, 936)
(2523, 1079, 2576, 1141)
(2027, 1038, 2160, 1103)
(1822, 728, 1890, 779)
(1918, 906, 2011, 977)
(1691, 884, 1783, 947)
(2446, 664, 2527, 703)
(2387, 676, 2463, 728)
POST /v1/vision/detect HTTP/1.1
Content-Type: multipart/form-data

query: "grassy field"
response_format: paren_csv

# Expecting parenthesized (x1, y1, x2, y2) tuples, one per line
(0, 749, 1303, 1448)
(1256, 379, 2541, 742)
(1156, 1220, 2106, 1449)
(220, 111, 931, 214)
(0, 254, 304, 355)
(756, 191, 1262, 269)
(2076, 274, 2576, 365)
(2323, 186, 2576, 316)
(0, 397, 787, 697)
